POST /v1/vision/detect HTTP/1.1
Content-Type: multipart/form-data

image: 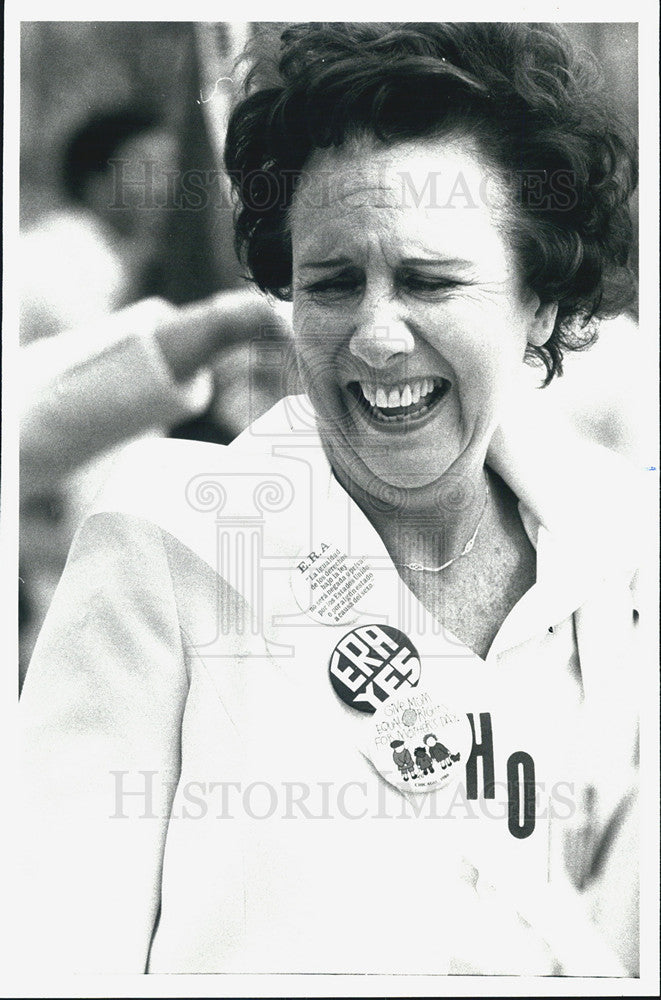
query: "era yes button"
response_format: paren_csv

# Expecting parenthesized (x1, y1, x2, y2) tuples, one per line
(329, 624, 421, 714)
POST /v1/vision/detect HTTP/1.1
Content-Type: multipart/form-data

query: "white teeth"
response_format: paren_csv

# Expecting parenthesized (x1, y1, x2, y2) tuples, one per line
(359, 377, 444, 414)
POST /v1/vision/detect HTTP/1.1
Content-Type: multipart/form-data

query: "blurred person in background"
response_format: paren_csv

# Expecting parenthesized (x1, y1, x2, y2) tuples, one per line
(20, 107, 175, 343)
(19, 106, 292, 681)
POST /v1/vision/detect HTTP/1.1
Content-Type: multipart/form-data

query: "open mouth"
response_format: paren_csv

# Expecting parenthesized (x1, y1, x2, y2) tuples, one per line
(348, 377, 451, 425)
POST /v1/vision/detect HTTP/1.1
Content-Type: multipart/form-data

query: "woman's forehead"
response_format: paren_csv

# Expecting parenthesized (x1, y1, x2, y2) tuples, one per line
(291, 221, 496, 274)
(295, 137, 495, 206)
(290, 137, 512, 257)
(292, 187, 509, 269)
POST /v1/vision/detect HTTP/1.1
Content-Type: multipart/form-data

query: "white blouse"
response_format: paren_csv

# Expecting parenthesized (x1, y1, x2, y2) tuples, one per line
(18, 396, 644, 976)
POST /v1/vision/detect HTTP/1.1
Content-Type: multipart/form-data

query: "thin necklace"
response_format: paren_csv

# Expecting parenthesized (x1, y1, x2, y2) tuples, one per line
(402, 474, 490, 573)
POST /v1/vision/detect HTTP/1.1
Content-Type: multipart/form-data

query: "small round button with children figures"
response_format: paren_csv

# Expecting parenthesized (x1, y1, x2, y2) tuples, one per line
(361, 685, 473, 793)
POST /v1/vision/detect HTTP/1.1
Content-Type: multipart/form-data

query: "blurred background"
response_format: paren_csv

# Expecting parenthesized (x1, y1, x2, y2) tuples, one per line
(18, 22, 642, 684)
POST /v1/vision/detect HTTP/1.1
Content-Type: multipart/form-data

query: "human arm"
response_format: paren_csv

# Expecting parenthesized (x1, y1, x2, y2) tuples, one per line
(153, 288, 291, 383)
(20, 290, 292, 495)
(17, 512, 189, 973)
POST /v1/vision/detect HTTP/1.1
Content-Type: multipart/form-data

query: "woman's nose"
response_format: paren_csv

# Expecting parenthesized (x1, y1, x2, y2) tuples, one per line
(348, 301, 415, 369)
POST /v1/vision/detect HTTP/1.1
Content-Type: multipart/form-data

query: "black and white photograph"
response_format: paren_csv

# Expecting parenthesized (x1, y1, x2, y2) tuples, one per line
(2, 2, 659, 995)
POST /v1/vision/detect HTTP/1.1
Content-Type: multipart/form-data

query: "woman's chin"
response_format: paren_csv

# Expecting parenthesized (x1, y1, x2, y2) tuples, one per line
(338, 450, 455, 500)
(363, 465, 444, 490)
(354, 439, 465, 492)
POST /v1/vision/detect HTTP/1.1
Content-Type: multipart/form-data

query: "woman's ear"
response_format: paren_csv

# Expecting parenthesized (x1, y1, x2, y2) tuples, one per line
(527, 299, 559, 348)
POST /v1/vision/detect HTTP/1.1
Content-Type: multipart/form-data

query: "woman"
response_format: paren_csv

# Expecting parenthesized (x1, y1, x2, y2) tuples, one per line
(18, 23, 643, 977)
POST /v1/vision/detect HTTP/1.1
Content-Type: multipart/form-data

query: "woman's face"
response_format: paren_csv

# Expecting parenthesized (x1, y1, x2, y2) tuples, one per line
(290, 136, 552, 495)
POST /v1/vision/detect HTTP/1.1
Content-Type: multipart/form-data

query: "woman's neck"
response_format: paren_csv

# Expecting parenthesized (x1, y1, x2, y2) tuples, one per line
(334, 461, 491, 571)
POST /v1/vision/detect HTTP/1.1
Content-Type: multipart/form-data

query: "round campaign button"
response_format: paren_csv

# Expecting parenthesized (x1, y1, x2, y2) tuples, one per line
(328, 624, 421, 713)
(291, 542, 375, 626)
(362, 686, 473, 794)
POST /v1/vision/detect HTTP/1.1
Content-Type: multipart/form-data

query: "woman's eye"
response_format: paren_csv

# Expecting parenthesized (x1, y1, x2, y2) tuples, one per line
(302, 274, 363, 300)
(299, 272, 461, 302)
(401, 275, 457, 296)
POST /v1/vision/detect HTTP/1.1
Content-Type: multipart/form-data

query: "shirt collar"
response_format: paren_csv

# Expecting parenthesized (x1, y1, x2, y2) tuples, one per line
(244, 395, 641, 654)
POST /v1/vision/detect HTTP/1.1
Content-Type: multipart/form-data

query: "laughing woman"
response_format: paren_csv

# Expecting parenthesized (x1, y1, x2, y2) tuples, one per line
(19, 23, 643, 976)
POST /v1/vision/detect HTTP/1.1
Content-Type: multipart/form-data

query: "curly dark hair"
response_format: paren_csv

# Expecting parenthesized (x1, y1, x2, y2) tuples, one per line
(225, 22, 637, 382)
